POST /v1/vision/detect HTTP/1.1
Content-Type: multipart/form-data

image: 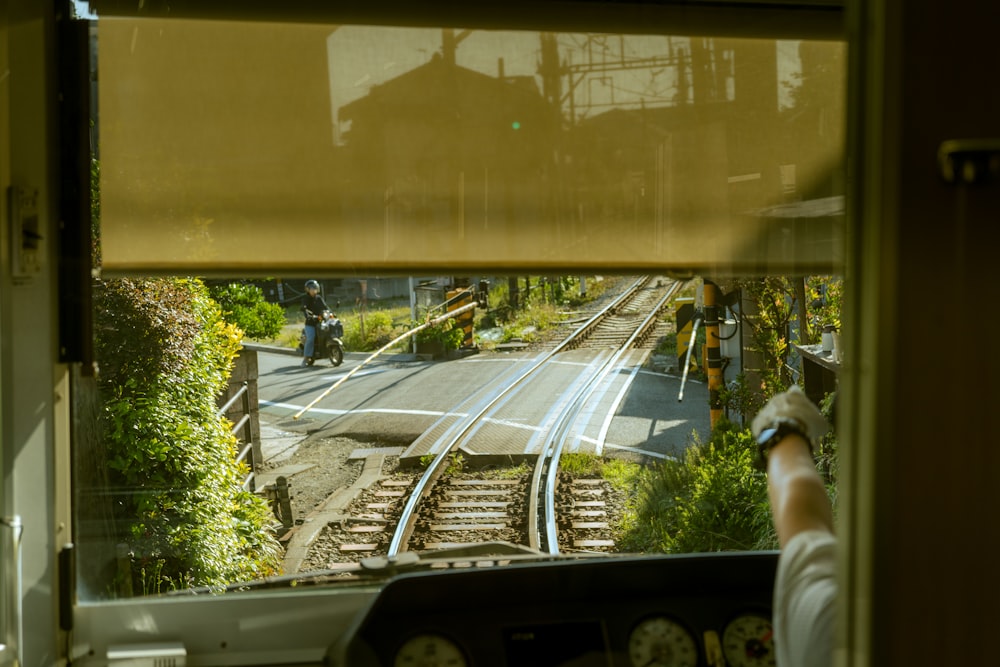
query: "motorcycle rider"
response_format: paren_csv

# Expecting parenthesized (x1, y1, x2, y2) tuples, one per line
(301, 279, 329, 366)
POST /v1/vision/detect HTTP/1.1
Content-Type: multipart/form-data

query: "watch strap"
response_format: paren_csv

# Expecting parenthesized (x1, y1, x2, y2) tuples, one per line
(756, 418, 813, 465)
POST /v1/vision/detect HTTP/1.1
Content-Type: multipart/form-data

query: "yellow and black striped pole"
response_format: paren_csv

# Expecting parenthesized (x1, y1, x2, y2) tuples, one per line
(704, 280, 723, 428)
(446, 287, 475, 349)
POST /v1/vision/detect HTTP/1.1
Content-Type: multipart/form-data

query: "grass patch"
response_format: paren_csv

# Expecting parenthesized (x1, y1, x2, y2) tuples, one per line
(600, 457, 643, 493)
(560, 452, 605, 475)
(484, 461, 532, 478)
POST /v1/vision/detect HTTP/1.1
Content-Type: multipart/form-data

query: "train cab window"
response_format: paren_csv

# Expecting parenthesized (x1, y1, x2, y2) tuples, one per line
(71, 2, 846, 664)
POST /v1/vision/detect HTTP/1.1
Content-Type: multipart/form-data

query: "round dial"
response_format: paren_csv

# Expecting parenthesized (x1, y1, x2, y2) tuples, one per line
(393, 633, 467, 667)
(722, 613, 776, 667)
(628, 616, 699, 667)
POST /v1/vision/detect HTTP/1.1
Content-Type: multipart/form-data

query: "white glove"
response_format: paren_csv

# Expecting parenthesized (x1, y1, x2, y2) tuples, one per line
(751, 385, 829, 444)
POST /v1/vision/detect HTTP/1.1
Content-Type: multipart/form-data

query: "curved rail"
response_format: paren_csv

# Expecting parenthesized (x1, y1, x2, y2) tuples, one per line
(387, 276, 677, 557)
(531, 280, 682, 553)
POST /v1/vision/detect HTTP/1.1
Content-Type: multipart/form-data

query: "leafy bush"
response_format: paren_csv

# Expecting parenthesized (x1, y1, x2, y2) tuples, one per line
(806, 275, 844, 343)
(342, 310, 407, 351)
(734, 277, 796, 402)
(415, 317, 465, 351)
(95, 278, 282, 593)
(619, 420, 777, 554)
(209, 282, 286, 340)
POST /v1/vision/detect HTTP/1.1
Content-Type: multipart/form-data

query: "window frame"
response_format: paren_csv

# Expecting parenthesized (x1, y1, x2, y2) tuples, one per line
(68, 1, 849, 663)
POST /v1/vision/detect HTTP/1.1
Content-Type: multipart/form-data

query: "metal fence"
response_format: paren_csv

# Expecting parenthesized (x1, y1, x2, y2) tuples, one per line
(216, 381, 257, 492)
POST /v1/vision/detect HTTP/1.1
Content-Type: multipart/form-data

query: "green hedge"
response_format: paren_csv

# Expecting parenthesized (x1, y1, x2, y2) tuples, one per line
(95, 278, 281, 593)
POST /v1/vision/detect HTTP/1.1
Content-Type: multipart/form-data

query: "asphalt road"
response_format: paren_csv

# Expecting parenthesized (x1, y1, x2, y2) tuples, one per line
(252, 346, 712, 462)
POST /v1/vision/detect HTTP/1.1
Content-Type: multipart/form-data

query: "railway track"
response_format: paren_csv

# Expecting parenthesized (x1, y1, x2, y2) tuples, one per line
(306, 276, 683, 567)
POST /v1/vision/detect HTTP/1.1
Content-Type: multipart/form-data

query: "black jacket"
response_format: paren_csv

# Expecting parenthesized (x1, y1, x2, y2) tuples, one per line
(303, 293, 329, 325)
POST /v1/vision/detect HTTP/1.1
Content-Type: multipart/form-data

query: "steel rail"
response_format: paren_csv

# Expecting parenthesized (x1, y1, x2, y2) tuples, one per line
(532, 279, 682, 553)
(387, 276, 652, 556)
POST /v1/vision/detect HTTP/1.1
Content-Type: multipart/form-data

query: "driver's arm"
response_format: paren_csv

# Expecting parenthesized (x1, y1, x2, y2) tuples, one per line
(753, 386, 836, 667)
(766, 433, 833, 548)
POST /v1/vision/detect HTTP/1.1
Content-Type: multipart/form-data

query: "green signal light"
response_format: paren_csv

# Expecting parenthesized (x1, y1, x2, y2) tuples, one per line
(511, 121, 521, 130)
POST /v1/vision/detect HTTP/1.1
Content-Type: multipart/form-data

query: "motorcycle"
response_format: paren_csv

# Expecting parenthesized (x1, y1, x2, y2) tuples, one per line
(298, 310, 345, 367)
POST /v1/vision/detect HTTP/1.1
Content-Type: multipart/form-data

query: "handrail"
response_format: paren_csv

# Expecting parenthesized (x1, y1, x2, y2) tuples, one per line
(0, 515, 23, 667)
(217, 380, 257, 491)
(217, 382, 249, 417)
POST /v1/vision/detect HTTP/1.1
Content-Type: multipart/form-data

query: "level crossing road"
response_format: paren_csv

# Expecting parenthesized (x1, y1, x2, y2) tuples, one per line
(253, 347, 711, 462)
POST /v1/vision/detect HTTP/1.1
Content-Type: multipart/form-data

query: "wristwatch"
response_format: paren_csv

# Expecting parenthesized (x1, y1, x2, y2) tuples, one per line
(756, 418, 812, 464)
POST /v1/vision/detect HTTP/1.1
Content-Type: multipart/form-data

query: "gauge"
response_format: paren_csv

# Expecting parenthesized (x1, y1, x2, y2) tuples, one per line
(722, 613, 776, 667)
(393, 633, 467, 667)
(628, 616, 699, 667)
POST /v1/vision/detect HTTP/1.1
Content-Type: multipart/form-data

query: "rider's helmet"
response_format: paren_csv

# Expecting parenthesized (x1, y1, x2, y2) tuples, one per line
(305, 279, 320, 291)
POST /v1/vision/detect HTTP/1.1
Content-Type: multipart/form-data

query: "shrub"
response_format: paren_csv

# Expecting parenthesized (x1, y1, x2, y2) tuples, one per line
(209, 282, 287, 340)
(415, 317, 465, 351)
(619, 420, 777, 554)
(342, 310, 407, 351)
(95, 278, 282, 593)
(806, 275, 844, 343)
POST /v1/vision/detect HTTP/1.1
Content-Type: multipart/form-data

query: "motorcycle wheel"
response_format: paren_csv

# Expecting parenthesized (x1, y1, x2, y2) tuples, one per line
(329, 345, 344, 367)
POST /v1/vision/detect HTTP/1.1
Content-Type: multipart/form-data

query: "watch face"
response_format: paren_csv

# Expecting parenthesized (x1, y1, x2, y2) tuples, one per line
(756, 426, 779, 446)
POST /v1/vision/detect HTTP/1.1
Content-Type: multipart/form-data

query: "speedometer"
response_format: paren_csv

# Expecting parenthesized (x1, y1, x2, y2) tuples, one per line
(628, 616, 699, 667)
(393, 633, 467, 667)
(722, 613, 775, 667)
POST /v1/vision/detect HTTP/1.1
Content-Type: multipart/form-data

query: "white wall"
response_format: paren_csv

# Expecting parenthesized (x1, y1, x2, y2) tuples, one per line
(1, 2, 64, 664)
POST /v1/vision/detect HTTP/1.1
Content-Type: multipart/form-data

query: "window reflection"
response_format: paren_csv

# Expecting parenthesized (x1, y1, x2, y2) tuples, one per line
(98, 22, 844, 274)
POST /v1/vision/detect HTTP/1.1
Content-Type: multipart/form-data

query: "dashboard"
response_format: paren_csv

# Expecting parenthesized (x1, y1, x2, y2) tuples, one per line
(326, 552, 778, 667)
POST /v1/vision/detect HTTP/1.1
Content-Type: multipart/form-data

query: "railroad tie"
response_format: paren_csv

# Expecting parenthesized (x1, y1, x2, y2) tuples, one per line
(347, 525, 386, 533)
(446, 489, 515, 497)
(429, 523, 507, 531)
(571, 521, 609, 529)
(423, 542, 475, 550)
(573, 539, 615, 548)
(449, 479, 519, 486)
(434, 512, 508, 520)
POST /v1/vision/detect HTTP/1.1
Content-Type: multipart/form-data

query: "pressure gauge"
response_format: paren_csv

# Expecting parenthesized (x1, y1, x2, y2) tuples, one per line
(393, 633, 467, 667)
(628, 616, 699, 667)
(722, 613, 776, 667)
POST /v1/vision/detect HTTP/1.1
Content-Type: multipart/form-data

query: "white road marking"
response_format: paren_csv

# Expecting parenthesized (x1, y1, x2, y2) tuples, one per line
(594, 359, 645, 456)
(259, 400, 463, 418)
(260, 399, 546, 429)
(574, 434, 679, 461)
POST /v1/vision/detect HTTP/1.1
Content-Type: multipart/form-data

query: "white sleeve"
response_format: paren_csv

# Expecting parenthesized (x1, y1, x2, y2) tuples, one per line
(773, 529, 837, 667)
